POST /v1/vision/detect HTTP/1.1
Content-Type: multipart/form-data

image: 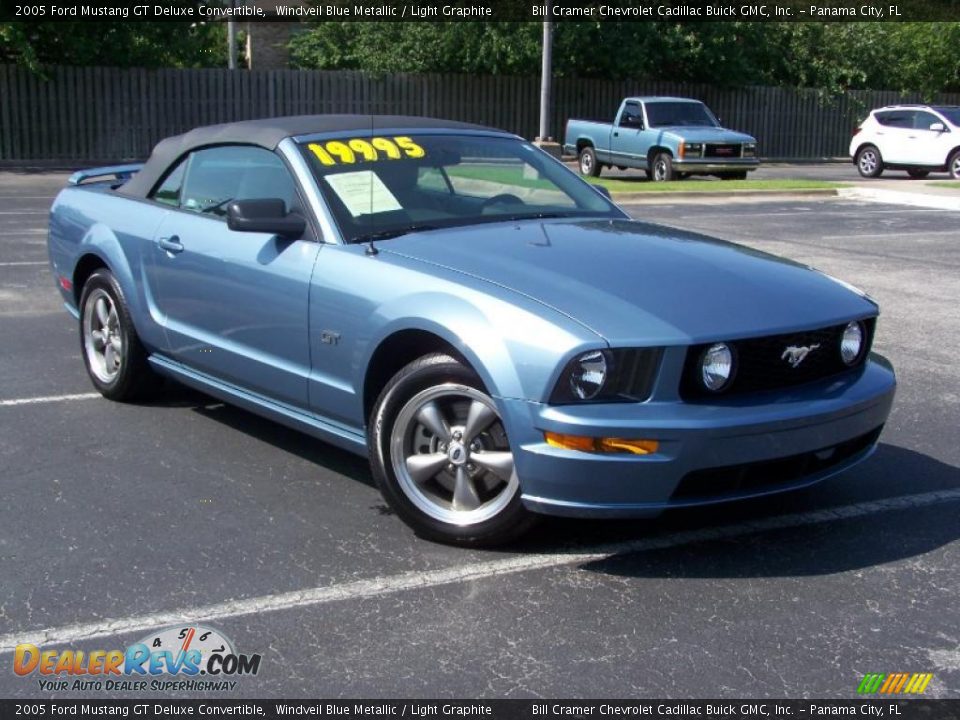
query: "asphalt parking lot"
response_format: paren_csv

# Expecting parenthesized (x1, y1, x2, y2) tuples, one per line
(0, 171, 957, 699)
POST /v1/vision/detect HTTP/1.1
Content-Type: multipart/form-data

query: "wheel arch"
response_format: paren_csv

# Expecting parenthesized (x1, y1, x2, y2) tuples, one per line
(575, 138, 594, 154)
(647, 146, 673, 164)
(72, 252, 110, 306)
(362, 329, 473, 423)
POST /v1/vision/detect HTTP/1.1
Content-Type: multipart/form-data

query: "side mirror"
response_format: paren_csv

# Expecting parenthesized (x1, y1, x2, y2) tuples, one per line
(227, 199, 305, 238)
(930, 122, 946, 132)
(595, 185, 612, 199)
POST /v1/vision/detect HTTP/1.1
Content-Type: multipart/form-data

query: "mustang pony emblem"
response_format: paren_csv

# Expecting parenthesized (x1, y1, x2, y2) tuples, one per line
(781, 343, 821, 368)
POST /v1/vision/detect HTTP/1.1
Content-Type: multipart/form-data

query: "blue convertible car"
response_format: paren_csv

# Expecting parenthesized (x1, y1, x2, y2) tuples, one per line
(47, 115, 896, 545)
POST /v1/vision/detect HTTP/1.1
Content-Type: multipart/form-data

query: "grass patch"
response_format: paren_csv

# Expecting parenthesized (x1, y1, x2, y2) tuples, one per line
(586, 177, 845, 192)
(926, 181, 960, 189)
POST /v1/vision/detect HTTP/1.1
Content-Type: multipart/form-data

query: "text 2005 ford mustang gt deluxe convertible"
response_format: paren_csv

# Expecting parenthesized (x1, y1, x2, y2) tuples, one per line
(48, 115, 896, 545)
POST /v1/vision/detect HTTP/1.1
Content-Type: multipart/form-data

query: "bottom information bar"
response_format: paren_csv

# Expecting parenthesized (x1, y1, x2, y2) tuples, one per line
(0, 700, 958, 720)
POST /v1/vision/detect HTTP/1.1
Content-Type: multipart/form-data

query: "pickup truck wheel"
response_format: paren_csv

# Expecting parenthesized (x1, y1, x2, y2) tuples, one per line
(856, 145, 884, 178)
(652, 153, 675, 182)
(578, 146, 601, 177)
(949, 149, 960, 179)
(79, 269, 157, 401)
(369, 353, 537, 546)
(907, 169, 929, 179)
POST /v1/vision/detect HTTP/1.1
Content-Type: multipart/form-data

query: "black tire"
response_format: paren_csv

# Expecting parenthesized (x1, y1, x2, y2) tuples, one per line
(907, 169, 930, 179)
(369, 353, 537, 546)
(78, 268, 158, 401)
(949, 149, 960, 180)
(651, 152, 676, 182)
(720, 171, 748, 180)
(855, 145, 884, 178)
(578, 146, 601, 177)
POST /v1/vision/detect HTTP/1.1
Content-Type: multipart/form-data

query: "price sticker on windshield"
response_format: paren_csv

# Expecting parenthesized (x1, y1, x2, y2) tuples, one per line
(307, 137, 426, 166)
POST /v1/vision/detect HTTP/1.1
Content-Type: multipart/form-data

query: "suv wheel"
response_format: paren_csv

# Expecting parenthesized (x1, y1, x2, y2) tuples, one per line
(949, 149, 960, 180)
(856, 145, 884, 178)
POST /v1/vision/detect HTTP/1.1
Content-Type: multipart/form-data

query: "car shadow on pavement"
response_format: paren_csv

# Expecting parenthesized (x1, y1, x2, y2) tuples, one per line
(149, 380, 376, 488)
(525, 443, 960, 578)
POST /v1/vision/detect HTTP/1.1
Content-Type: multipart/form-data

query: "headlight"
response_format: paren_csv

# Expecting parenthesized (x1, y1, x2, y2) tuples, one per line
(569, 350, 607, 400)
(682, 142, 703, 157)
(840, 321, 864, 365)
(550, 348, 663, 404)
(743, 143, 757, 157)
(701, 343, 734, 392)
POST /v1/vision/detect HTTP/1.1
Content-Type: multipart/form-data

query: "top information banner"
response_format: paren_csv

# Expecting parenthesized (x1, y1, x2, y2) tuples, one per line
(3, 0, 960, 23)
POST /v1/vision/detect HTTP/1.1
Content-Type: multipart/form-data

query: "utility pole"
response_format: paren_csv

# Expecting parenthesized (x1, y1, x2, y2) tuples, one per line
(538, 9, 552, 142)
(227, 0, 238, 69)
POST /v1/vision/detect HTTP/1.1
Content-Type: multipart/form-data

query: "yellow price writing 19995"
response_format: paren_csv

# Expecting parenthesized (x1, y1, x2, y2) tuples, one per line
(307, 136, 425, 165)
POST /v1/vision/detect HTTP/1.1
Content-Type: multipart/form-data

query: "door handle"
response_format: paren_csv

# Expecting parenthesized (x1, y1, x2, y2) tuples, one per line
(157, 236, 183, 254)
(613, 131, 619, 137)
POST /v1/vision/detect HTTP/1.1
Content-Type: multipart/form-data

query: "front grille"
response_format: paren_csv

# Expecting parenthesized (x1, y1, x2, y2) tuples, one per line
(671, 426, 883, 501)
(704, 143, 742, 158)
(680, 318, 875, 400)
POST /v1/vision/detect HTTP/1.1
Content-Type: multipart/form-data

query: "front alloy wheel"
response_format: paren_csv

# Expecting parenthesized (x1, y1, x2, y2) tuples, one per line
(652, 152, 675, 182)
(370, 354, 535, 545)
(949, 149, 960, 180)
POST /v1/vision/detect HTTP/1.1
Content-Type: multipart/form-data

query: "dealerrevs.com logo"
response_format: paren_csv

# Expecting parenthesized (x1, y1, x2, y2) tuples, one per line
(857, 673, 934, 694)
(14, 624, 261, 692)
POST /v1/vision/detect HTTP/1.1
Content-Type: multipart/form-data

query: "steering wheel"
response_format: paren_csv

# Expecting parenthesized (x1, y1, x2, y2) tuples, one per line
(480, 193, 525, 211)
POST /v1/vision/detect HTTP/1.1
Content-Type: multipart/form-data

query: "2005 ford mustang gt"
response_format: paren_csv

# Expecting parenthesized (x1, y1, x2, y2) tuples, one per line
(47, 115, 896, 545)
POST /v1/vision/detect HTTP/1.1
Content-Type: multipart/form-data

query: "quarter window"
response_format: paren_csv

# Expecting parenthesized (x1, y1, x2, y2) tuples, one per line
(151, 159, 187, 207)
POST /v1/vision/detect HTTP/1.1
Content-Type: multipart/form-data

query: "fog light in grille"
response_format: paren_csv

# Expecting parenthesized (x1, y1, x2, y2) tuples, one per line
(544, 432, 659, 455)
(841, 321, 864, 365)
(701, 342, 734, 391)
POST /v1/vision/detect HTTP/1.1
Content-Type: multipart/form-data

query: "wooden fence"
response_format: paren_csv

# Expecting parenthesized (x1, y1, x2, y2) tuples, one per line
(2, 65, 958, 162)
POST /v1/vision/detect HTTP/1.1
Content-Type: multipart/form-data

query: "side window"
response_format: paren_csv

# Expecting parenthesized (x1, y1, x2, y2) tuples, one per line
(180, 145, 298, 218)
(150, 158, 187, 207)
(913, 111, 940, 130)
(875, 111, 912, 129)
(620, 103, 643, 129)
(417, 166, 452, 193)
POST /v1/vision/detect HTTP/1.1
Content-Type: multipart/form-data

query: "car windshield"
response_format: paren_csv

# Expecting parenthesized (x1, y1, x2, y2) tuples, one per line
(299, 133, 620, 243)
(645, 102, 719, 128)
(932, 107, 960, 126)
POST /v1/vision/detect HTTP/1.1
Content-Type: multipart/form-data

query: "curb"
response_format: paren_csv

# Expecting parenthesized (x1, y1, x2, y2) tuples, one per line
(610, 188, 840, 202)
(837, 187, 960, 212)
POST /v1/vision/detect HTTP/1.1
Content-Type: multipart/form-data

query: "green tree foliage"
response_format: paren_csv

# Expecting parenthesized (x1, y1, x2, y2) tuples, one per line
(0, 21, 227, 69)
(289, 21, 960, 95)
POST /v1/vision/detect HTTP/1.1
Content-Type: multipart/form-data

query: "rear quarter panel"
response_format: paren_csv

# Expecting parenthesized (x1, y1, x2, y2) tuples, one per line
(48, 186, 168, 351)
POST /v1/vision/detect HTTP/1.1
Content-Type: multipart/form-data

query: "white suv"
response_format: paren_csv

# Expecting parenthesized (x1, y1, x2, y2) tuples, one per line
(850, 105, 960, 179)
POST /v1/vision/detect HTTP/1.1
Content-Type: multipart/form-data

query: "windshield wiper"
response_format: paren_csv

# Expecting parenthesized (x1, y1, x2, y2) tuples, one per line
(352, 224, 440, 244)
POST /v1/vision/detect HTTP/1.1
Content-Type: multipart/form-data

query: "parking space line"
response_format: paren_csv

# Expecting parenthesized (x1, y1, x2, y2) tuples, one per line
(0, 393, 100, 407)
(0, 261, 46, 266)
(0, 229, 46, 235)
(821, 230, 960, 240)
(1, 486, 957, 653)
(0, 211, 47, 215)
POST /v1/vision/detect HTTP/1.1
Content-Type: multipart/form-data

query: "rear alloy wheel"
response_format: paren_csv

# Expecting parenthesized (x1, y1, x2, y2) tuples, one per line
(652, 152, 675, 182)
(79, 268, 157, 401)
(856, 145, 884, 178)
(578, 146, 601, 177)
(907, 169, 930, 179)
(949, 149, 960, 180)
(369, 354, 536, 546)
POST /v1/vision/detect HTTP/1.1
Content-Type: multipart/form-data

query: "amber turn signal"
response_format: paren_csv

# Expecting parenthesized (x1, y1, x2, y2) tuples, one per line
(544, 432, 659, 455)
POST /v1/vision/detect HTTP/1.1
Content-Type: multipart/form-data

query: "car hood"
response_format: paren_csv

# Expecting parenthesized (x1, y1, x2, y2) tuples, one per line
(656, 127, 756, 144)
(381, 219, 875, 346)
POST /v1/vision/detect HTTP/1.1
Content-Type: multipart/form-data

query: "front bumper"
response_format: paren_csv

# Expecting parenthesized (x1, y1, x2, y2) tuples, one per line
(673, 158, 760, 173)
(499, 354, 895, 518)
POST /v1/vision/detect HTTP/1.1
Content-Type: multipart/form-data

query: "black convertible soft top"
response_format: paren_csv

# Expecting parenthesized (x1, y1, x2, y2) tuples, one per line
(119, 114, 500, 198)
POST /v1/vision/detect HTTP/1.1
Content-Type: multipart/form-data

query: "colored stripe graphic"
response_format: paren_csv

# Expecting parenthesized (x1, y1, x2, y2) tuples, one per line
(858, 673, 933, 694)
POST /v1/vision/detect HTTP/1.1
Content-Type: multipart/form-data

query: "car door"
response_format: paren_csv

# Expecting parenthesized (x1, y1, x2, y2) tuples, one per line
(146, 144, 321, 411)
(909, 110, 952, 167)
(873, 110, 916, 163)
(609, 101, 647, 168)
